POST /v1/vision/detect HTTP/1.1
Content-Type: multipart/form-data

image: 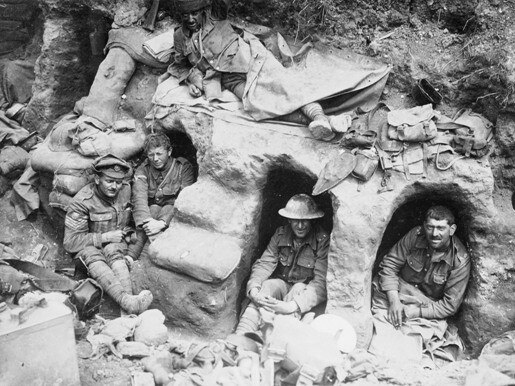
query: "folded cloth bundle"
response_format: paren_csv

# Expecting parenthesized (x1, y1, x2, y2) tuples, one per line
(142, 30, 175, 63)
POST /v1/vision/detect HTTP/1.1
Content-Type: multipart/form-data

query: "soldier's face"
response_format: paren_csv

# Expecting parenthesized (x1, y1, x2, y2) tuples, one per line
(423, 217, 456, 251)
(289, 219, 312, 240)
(147, 146, 171, 170)
(95, 174, 124, 198)
(181, 9, 203, 32)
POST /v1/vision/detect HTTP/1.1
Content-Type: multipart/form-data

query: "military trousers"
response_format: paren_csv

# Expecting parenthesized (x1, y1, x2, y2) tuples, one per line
(132, 204, 174, 259)
(236, 279, 307, 334)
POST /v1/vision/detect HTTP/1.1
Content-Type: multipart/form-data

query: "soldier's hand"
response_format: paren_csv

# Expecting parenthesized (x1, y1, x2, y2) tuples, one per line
(102, 230, 124, 243)
(249, 287, 265, 304)
(142, 219, 167, 236)
(189, 83, 202, 97)
(387, 298, 404, 328)
(260, 298, 299, 315)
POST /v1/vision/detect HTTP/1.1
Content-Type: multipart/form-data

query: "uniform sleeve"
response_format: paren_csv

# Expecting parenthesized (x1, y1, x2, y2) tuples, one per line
(132, 165, 152, 228)
(378, 228, 417, 292)
(167, 29, 203, 85)
(63, 199, 101, 253)
(180, 160, 195, 189)
(420, 253, 471, 319)
(246, 229, 281, 295)
(293, 233, 329, 313)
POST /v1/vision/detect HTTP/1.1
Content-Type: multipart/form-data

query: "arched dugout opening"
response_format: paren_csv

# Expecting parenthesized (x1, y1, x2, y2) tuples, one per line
(167, 130, 199, 180)
(256, 167, 334, 260)
(372, 189, 474, 338)
(373, 193, 472, 277)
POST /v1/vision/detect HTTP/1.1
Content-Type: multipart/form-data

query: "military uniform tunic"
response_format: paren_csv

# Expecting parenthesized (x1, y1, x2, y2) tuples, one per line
(246, 224, 329, 313)
(378, 226, 471, 319)
(132, 157, 195, 229)
(64, 183, 133, 262)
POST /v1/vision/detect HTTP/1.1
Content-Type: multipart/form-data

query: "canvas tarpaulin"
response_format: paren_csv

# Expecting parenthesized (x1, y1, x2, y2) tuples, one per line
(242, 34, 391, 120)
(153, 32, 390, 121)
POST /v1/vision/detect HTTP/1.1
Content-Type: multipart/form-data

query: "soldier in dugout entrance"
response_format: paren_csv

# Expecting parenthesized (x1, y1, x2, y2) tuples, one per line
(235, 194, 330, 334)
(372, 205, 471, 327)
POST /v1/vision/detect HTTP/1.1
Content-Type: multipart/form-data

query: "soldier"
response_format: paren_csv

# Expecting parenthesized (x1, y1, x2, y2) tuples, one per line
(131, 133, 195, 256)
(235, 194, 330, 334)
(160, 0, 336, 141)
(63, 154, 153, 315)
(373, 205, 470, 325)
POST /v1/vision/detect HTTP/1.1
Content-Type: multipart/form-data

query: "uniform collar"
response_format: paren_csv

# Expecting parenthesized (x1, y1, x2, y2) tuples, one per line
(149, 157, 174, 179)
(278, 224, 317, 249)
(414, 226, 456, 265)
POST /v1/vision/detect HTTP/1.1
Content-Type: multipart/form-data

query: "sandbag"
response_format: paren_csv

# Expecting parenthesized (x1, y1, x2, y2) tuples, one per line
(0, 111, 31, 146)
(46, 113, 80, 152)
(149, 223, 242, 283)
(0, 146, 29, 175)
(82, 47, 136, 126)
(76, 123, 146, 159)
(53, 173, 91, 196)
(49, 189, 74, 212)
(31, 140, 94, 175)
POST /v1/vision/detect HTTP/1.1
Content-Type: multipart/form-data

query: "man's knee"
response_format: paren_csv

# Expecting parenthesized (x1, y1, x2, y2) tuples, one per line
(149, 205, 163, 218)
(261, 278, 290, 298)
(103, 242, 127, 264)
(283, 282, 307, 303)
(78, 246, 106, 265)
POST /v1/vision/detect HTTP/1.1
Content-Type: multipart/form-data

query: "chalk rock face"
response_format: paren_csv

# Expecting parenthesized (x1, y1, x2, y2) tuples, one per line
(133, 113, 338, 337)
(131, 106, 515, 352)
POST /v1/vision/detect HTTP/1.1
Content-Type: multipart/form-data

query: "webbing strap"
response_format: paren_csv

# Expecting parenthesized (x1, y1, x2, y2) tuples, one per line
(422, 142, 428, 177)
(402, 144, 411, 180)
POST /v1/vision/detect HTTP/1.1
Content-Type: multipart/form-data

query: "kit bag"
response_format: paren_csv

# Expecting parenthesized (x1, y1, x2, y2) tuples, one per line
(436, 108, 493, 157)
(387, 120, 437, 142)
(387, 104, 437, 142)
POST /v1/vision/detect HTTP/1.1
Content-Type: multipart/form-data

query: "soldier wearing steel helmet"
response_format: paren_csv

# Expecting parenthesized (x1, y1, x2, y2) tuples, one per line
(235, 194, 330, 334)
(64, 154, 153, 315)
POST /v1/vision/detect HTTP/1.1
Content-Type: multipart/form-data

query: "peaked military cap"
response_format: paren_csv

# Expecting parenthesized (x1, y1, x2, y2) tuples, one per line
(92, 154, 131, 179)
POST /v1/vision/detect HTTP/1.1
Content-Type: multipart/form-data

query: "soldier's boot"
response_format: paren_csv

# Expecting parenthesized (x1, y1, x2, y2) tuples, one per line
(301, 102, 335, 141)
(235, 303, 261, 335)
(87, 261, 153, 315)
(110, 259, 133, 295)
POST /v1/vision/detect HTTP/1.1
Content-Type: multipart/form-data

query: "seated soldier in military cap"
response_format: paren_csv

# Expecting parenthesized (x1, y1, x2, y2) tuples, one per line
(235, 194, 330, 334)
(64, 154, 153, 315)
(131, 133, 195, 257)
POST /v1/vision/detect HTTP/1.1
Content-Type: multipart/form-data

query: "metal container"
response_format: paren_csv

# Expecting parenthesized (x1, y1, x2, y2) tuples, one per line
(0, 301, 80, 386)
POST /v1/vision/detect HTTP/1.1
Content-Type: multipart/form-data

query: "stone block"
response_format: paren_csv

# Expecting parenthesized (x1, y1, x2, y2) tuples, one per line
(149, 223, 242, 283)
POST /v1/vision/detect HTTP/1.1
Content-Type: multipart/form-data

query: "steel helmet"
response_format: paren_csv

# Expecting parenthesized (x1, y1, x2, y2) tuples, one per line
(278, 194, 324, 220)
